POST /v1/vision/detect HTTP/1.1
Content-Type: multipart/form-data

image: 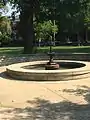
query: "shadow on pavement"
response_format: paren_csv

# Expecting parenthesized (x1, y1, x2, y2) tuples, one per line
(0, 96, 90, 120)
(62, 85, 90, 104)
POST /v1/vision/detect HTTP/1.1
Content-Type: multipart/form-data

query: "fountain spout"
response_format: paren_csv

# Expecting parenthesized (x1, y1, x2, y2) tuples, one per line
(45, 36, 59, 70)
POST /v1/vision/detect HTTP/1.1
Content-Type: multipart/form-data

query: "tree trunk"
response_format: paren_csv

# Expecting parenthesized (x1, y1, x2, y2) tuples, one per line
(85, 28, 88, 42)
(24, 14, 34, 54)
(19, 10, 35, 54)
(77, 33, 80, 46)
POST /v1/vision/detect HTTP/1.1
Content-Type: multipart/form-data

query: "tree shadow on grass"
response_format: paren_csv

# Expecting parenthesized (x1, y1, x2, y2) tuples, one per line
(1, 97, 90, 120)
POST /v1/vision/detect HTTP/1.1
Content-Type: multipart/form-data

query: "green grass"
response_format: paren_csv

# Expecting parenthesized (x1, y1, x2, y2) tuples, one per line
(37, 46, 90, 53)
(0, 47, 23, 55)
(0, 46, 90, 56)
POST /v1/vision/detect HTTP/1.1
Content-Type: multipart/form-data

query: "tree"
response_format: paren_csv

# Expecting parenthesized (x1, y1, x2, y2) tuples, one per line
(84, 1, 90, 42)
(1, 0, 90, 49)
(1, 0, 40, 53)
(13, 0, 40, 53)
(35, 20, 58, 46)
(0, 16, 11, 45)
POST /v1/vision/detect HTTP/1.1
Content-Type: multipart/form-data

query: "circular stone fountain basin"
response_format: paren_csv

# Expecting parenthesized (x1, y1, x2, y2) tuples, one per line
(6, 60, 90, 81)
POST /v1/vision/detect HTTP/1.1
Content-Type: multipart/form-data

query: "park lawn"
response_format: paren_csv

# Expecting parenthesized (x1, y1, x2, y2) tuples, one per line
(0, 46, 90, 55)
(37, 46, 90, 53)
(0, 47, 23, 55)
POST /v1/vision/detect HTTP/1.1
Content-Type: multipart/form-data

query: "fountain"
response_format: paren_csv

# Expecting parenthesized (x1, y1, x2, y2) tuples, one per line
(6, 59, 90, 81)
(6, 36, 90, 81)
(45, 36, 59, 70)
(6, 0, 90, 81)
(6, 41, 90, 82)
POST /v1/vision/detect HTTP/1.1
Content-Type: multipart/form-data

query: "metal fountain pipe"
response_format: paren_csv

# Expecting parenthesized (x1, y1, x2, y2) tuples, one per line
(50, 36, 52, 53)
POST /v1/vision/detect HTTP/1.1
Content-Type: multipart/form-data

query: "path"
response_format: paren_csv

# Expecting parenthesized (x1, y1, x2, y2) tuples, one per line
(0, 66, 90, 119)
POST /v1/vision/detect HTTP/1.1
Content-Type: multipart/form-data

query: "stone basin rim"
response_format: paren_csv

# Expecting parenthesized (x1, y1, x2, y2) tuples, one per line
(6, 60, 89, 73)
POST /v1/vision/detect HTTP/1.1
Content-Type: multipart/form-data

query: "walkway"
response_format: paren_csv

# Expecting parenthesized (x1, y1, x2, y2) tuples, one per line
(0, 66, 90, 120)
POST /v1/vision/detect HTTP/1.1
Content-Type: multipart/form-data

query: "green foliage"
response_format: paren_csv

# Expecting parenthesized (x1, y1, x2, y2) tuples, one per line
(0, 0, 6, 8)
(84, 14, 90, 30)
(0, 33, 11, 43)
(35, 20, 58, 40)
(0, 16, 11, 43)
(39, 0, 90, 34)
(1, 0, 90, 34)
(1, 0, 90, 48)
(0, 16, 11, 33)
(0, 2, 4, 9)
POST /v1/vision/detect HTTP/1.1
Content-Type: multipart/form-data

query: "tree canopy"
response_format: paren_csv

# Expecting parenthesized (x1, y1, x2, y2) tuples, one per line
(0, 0, 90, 53)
